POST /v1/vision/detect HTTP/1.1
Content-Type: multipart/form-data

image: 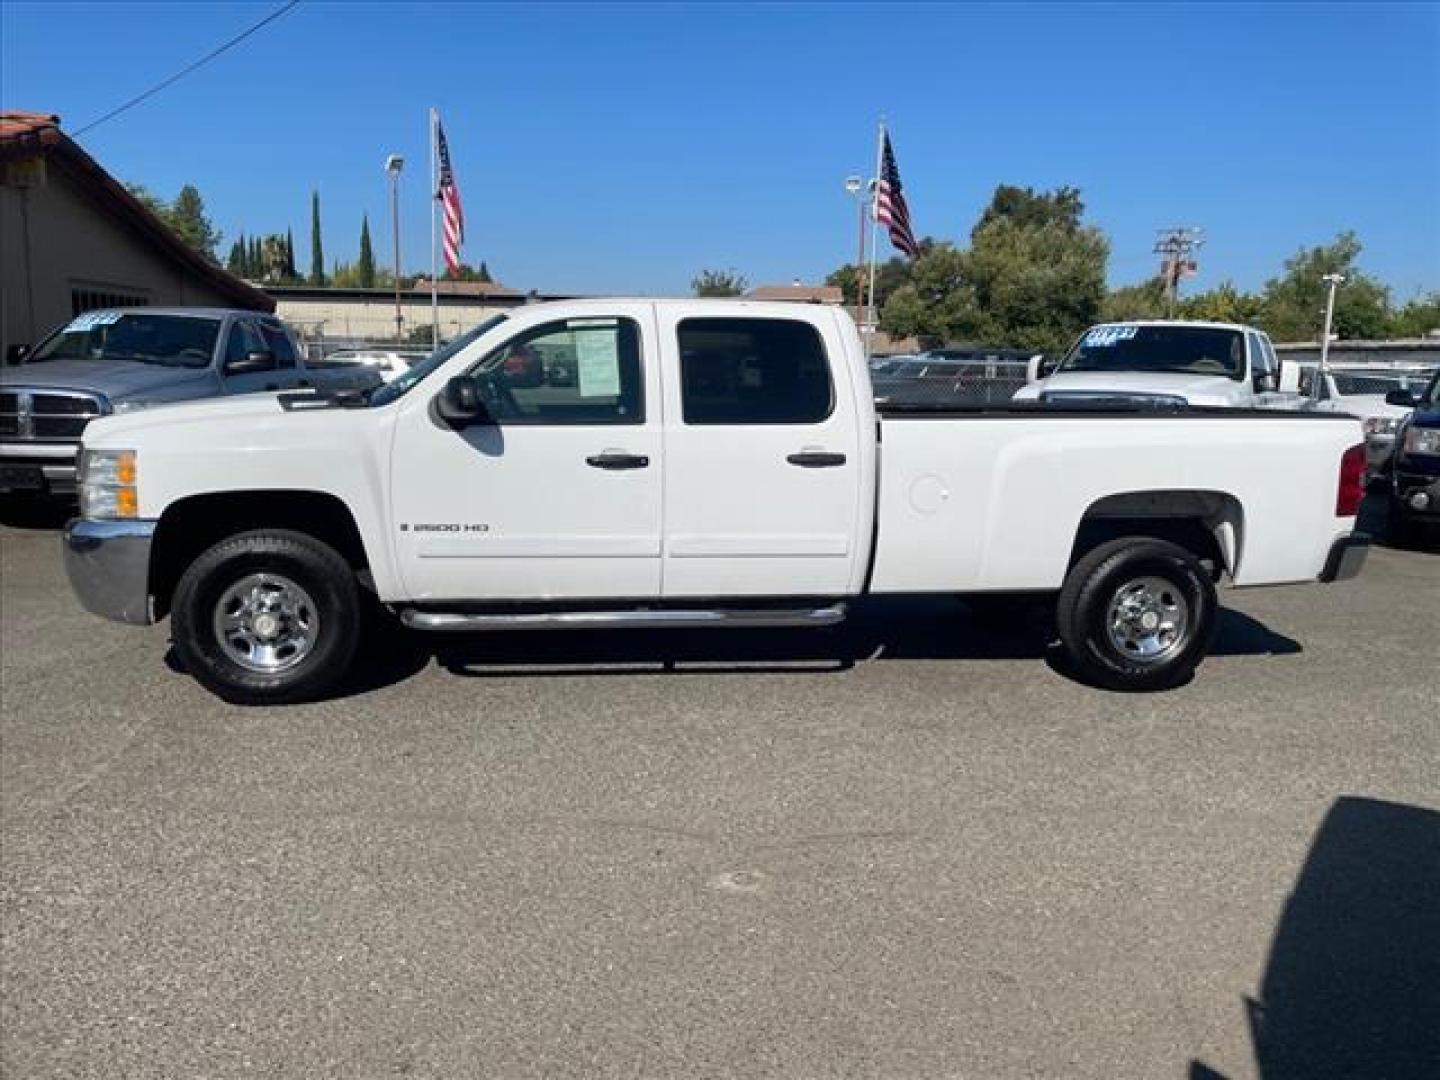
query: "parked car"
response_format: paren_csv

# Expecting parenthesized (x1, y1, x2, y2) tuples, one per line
(1299, 368, 1428, 481)
(1013, 321, 1285, 408)
(1383, 370, 1440, 544)
(1, 308, 381, 497)
(308, 348, 429, 384)
(61, 299, 1368, 704)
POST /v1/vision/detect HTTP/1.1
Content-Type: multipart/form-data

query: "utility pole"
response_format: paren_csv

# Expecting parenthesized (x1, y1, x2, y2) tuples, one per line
(1153, 227, 1205, 316)
(844, 175, 868, 330)
(1317, 272, 1345, 397)
(385, 154, 405, 341)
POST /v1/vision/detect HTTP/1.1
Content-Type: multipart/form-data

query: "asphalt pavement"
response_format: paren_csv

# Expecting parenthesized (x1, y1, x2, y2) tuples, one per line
(2, 499, 1437, 1079)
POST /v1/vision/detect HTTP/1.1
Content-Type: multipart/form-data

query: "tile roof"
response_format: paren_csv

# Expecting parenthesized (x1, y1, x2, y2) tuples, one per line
(0, 111, 62, 145)
(746, 284, 845, 304)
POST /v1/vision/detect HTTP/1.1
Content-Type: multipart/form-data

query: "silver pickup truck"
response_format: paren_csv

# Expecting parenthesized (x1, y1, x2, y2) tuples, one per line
(0, 307, 380, 496)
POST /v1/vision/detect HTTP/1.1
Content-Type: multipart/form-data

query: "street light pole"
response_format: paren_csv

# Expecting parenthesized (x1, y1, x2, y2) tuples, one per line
(385, 154, 405, 341)
(844, 175, 867, 329)
(1317, 272, 1345, 397)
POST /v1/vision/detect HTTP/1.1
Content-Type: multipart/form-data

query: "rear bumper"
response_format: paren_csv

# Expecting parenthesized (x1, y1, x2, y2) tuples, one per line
(62, 518, 157, 625)
(1319, 532, 1370, 583)
(0, 442, 80, 494)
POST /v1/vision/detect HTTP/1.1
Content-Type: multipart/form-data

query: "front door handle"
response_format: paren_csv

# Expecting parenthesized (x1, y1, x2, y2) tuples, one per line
(787, 451, 847, 468)
(586, 451, 650, 470)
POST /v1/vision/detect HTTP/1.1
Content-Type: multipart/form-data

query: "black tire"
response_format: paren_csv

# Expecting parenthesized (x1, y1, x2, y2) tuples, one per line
(171, 529, 362, 705)
(1056, 537, 1217, 692)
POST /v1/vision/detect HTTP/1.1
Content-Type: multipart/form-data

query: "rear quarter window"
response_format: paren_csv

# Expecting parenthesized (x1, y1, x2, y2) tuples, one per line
(678, 317, 833, 425)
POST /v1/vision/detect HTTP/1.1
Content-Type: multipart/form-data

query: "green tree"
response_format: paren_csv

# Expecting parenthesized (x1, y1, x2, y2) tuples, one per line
(1258, 232, 1391, 341)
(226, 235, 246, 277)
(284, 227, 297, 281)
(876, 243, 973, 348)
(1102, 277, 1169, 321)
(691, 268, 747, 297)
(826, 252, 922, 311)
(168, 184, 221, 261)
(357, 215, 377, 289)
(124, 181, 220, 262)
(1180, 280, 1265, 325)
(1389, 292, 1440, 338)
(881, 185, 1107, 353)
(309, 190, 325, 286)
(442, 262, 494, 283)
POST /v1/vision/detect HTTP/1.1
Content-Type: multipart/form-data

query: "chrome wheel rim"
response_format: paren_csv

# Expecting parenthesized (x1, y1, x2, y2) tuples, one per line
(212, 573, 320, 674)
(1106, 575, 1189, 665)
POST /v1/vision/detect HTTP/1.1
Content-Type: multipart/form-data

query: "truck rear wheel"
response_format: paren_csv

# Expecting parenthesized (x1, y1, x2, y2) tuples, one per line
(1056, 537, 1216, 691)
(171, 529, 361, 705)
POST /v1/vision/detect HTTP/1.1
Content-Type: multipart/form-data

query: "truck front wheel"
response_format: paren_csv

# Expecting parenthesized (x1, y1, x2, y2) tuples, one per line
(171, 529, 361, 705)
(1056, 537, 1216, 691)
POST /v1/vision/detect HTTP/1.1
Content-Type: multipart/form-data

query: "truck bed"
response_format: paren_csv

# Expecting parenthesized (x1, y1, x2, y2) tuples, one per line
(871, 405, 1363, 592)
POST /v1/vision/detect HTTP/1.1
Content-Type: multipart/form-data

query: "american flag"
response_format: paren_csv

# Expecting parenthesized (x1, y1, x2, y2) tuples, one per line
(875, 130, 918, 258)
(435, 116, 465, 274)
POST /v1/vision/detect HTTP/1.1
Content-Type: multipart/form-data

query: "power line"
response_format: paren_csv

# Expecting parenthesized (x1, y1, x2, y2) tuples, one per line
(73, 1, 302, 138)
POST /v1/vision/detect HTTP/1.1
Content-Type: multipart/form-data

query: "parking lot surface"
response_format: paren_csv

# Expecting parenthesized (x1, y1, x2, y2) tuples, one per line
(2, 503, 1436, 1079)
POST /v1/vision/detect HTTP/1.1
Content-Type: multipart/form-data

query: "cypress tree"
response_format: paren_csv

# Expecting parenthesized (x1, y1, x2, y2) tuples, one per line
(250, 236, 262, 278)
(357, 214, 376, 289)
(309, 190, 325, 286)
(227, 236, 245, 276)
(478, 261, 493, 284)
(285, 227, 296, 281)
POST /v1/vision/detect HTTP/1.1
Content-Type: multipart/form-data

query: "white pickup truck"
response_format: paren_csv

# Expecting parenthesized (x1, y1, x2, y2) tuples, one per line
(1013, 320, 1285, 408)
(62, 300, 1370, 703)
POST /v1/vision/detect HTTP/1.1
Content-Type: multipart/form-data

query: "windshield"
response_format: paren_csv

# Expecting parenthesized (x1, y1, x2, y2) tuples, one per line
(1060, 325, 1245, 380)
(368, 315, 507, 407)
(28, 311, 221, 369)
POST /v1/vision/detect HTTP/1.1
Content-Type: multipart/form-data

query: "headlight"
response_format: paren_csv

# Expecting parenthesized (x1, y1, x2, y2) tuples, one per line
(79, 448, 138, 519)
(1363, 416, 1402, 436)
(1402, 427, 1440, 457)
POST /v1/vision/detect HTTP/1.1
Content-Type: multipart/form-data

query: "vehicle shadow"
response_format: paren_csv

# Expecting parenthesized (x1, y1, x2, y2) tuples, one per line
(0, 496, 72, 531)
(1190, 796, 1440, 1080)
(422, 596, 1300, 685)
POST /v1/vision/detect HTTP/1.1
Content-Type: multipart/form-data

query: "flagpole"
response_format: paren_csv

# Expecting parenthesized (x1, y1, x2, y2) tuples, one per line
(865, 118, 885, 356)
(429, 107, 439, 348)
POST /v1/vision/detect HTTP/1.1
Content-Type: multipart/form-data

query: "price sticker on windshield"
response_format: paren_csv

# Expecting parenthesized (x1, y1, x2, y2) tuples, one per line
(66, 310, 123, 332)
(1084, 325, 1139, 347)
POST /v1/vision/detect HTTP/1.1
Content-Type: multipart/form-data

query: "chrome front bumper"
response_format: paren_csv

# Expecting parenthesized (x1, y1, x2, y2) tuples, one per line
(62, 518, 158, 625)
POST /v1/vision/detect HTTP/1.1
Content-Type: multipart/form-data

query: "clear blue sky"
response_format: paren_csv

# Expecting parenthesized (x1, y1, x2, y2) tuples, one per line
(4, 2, 1438, 297)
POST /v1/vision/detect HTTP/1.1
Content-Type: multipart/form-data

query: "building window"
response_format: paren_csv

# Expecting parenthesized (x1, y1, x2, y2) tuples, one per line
(70, 287, 148, 317)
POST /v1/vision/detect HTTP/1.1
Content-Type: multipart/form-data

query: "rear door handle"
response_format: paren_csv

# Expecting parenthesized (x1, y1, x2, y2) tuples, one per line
(787, 451, 847, 468)
(586, 451, 650, 470)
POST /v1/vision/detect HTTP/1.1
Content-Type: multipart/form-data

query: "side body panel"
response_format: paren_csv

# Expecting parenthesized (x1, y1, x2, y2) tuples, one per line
(870, 413, 1362, 592)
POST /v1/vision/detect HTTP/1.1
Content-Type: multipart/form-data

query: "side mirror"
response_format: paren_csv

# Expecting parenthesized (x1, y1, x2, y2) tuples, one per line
(436, 374, 488, 424)
(225, 349, 276, 375)
(1386, 389, 1417, 408)
(1254, 373, 1278, 394)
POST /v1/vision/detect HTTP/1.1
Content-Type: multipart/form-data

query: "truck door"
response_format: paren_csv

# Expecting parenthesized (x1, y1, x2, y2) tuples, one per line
(657, 310, 864, 597)
(389, 305, 663, 601)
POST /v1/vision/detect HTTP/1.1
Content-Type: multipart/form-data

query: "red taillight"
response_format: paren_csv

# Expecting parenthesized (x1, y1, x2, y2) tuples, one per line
(1336, 442, 1366, 517)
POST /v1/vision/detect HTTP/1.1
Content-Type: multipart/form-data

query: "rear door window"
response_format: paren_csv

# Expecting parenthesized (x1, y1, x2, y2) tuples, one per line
(677, 317, 833, 425)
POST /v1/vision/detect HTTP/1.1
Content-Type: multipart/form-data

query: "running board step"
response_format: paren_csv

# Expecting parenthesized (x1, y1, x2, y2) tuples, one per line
(398, 604, 847, 632)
